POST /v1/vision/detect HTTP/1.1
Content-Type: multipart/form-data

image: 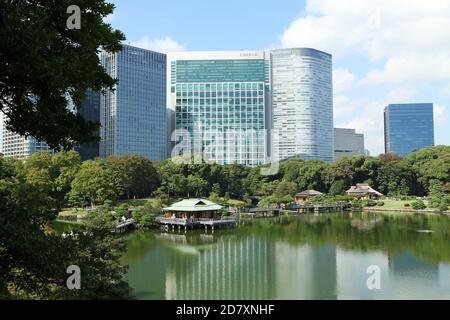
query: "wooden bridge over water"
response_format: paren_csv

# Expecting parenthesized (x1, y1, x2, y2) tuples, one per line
(242, 203, 350, 217)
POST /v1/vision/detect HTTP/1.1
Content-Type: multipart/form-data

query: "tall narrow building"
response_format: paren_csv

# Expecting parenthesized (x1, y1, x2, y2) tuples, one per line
(75, 89, 100, 160)
(100, 44, 167, 160)
(384, 103, 434, 157)
(270, 48, 334, 162)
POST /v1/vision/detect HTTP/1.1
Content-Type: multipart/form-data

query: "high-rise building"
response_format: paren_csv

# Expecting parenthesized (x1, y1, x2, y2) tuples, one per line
(334, 128, 365, 160)
(271, 48, 333, 163)
(384, 103, 434, 157)
(0, 91, 101, 160)
(167, 51, 269, 166)
(100, 44, 167, 160)
(167, 48, 334, 165)
(0, 112, 54, 158)
(75, 89, 100, 160)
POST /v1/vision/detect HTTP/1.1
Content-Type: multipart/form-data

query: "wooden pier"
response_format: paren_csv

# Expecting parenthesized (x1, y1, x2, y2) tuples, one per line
(240, 204, 349, 217)
(114, 218, 135, 233)
(154, 216, 237, 232)
(288, 203, 350, 213)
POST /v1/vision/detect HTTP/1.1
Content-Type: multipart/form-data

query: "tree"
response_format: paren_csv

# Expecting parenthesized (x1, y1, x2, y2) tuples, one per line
(411, 199, 426, 210)
(0, 1, 125, 150)
(274, 181, 297, 196)
(428, 180, 447, 209)
(280, 159, 328, 192)
(329, 180, 347, 196)
(0, 156, 131, 299)
(186, 175, 208, 197)
(69, 160, 119, 206)
(106, 155, 159, 199)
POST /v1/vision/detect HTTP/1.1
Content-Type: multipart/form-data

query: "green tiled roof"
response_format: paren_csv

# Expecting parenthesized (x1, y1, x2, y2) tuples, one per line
(163, 199, 223, 212)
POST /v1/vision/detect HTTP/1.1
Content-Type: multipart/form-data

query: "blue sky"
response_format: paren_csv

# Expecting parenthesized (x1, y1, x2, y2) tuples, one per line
(107, 0, 450, 156)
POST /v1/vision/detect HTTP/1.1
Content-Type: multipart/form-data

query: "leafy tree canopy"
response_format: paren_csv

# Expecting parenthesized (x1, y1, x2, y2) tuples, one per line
(0, 0, 125, 150)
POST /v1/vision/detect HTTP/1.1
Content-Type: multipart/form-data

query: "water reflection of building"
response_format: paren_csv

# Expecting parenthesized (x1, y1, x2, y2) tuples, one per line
(165, 238, 339, 299)
(126, 247, 169, 300)
(274, 243, 337, 299)
(165, 236, 276, 299)
(388, 251, 440, 298)
(336, 249, 390, 299)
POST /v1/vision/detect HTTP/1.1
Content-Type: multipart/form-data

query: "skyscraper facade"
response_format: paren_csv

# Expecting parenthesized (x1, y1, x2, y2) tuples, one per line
(384, 103, 434, 157)
(334, 128, 365, 160)
(75, 89, 100, 160)
(100, 44, 167, 160)
(167, 51, 269, 166)
(167, 48, 334, 165)
(0, 112, 53, 158)
(271, 48, 333, 162)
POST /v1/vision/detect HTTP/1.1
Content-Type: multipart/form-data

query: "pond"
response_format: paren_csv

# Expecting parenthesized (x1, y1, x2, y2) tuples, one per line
(122, 212, 450, 300)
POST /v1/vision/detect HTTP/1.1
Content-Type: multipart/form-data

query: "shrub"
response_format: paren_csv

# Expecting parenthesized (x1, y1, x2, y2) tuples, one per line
(404, 203, 410, 207)
(377, 201, 384, 207)
(411, 200, 426, 210)
(362, 199, 377, 207)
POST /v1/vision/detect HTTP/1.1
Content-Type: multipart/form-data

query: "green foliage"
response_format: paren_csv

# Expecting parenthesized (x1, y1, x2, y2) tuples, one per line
(0, 156, 131, 299)
(0, 0, 125, 150)
(411, 200, 427, 210)
(329, 179, 347, 196)
(428, 180, 447, 209)
(273, 181, 297, 196)
(377, 201, 385, 207)
(257, 195, 293, 208)
(68, 160, 119, 206)
(306, 194, 353, 205)
(404, 203, 410, 207)
(105, 156, 159, 199)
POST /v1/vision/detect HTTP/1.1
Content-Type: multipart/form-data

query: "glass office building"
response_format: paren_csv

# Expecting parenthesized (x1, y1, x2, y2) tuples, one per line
(271, 48, 334, 162)
(75, 89, 100, 160)
(168, 51, 269, 166)
(384, 103, 434, 157)
(100, 45, 167, 160)
(0, 104, 53, 158)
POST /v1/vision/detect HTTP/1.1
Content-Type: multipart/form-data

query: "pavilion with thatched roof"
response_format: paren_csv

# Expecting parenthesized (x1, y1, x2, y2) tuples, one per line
(346, 183, 384, 200)
(294, 190, 323, 204)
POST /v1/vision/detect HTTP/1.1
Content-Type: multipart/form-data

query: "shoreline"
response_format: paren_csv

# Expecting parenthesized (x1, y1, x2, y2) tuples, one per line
(362, 207, 449, 215)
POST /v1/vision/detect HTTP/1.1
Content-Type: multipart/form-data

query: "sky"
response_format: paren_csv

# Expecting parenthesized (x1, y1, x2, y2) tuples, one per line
(107, 0, 450, 156)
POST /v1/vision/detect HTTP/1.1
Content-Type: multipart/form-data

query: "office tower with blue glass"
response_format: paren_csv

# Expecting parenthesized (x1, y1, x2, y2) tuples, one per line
(100, 44, 167, 160)
(384, 103, 434, 157)
(167, 48, 334, 165)
(168, 51, 269, 166)
(75, 89, 100, 160)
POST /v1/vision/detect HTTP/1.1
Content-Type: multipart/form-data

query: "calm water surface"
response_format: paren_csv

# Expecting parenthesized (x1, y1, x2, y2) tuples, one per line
(122, 212, 450, 300)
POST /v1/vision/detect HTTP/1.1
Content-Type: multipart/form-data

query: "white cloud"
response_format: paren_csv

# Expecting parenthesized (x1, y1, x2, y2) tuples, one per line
(337, 100, 387, 156)
(280, 0, 450, 56)
(386, 87, 415, 103)
(131, 36, 187, 53)
(441, 82, 450, 97)
(279, 0, 450, 85)
(333, 69, 355, 93)
(334, 95, 359, 118)
(360, 53, 450, 86)
(280, 0, 450, 153)
(434, 104, 447, 127)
